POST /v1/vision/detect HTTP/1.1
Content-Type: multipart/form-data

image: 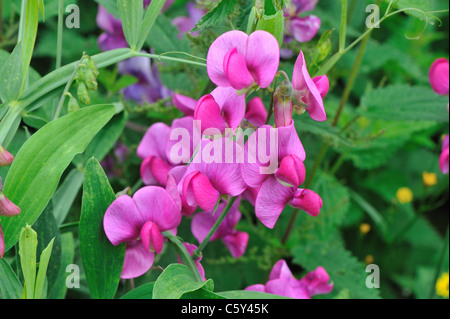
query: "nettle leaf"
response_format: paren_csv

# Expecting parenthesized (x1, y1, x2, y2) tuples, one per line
(0, 259, 23, 299)
(117, 0, 144, 50)
(292, 239, 381, 299)
(80, 158, 125, 299)
(153, 264, 214, 299)
(193, 0, 238, 31)
(358, 85, 449, 123)
(2, 104, 116, 252)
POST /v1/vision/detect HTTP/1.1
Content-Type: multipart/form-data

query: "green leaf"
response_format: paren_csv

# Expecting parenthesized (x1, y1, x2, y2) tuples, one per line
(255, 10, 285, 46)
(18, 225, 38, 299)
(48, 232, 75, 299)
(2, 104, 116, 252)
(137, 0, 166, 51)
(359, 85, 449, 123)
(0, 43, 24, 103)
(80, 158, 125, 299)
(146, 14, 191, 54)
(117, 0, 144, 50)
(0, 258, 23, 299)
(34, 237, 55, 299)
(194, 0, 238, 31)
(121, 282, 155, 299)
(153, 264, 213, 299)
(217, 290, 290, 299)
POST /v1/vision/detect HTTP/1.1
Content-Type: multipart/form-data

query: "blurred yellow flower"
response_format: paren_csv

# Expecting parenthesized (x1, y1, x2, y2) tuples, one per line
(436, 272, 449, 298)
(396, 187, 413, 204)
(365, 255, 374, 264)
(360, 223, 371, 235)
(422, 172, 438, 187)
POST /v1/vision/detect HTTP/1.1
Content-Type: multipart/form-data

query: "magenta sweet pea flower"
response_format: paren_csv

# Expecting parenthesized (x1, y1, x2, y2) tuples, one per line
(440, 135, 449, 174)
(207, 30, 280, 92)
(192, 199, 249, 258)
(429, 58, 449, 96)
(103, 186, 181, 279)
(194, 86, 246, 134)
(178, 138, 247, 212)
(292, 51, 329, 121)
(245, 97, 268, 128)
(177, 242, 207, 281)
(173, 93, 197, 116)
(0, 145, 14, 167)
(245, 260, 333, 299)
(166, 166, 198, 217)
(284, 0, 321, 43)
(172, 2, 205, 38)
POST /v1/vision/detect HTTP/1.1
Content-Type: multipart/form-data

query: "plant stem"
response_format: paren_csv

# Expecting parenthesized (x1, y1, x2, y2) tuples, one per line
(339, 0, 348, 53)
(194, 197, 237, 257)
(164, 231, 203, 282)
(56, 0, 64, 69)
(0, 0, 3, 43)
(136, 52, 207, 68)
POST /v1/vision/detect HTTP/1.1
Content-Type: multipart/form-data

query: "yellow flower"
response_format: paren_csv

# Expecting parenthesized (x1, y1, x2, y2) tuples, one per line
(422, 172, 438, 187)
(365, 255, 374, 264)
(360, 223, 371, 235)
(436, 272, 449, 298)
(396, 187, 413, 204)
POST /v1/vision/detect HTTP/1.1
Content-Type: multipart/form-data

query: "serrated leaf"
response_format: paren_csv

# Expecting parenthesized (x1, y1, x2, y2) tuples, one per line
(194, 0, 238, 31)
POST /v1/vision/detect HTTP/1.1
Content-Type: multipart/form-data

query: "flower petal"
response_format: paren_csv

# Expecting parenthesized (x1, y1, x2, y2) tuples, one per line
(286, 15, 321, 43)
(245, 97, 268, 128)
(223, 231, 249, 258)
(269, 260, 295, 281)
(289, 188, 323, 217)
(210, 86, 246, 130)
(0, 224, 5, 258)
(183, 171, 221, 212)
(223, 48, 254, 90)
(194, 94, 228, 133)
(277, 121, 306, 161)
(274, 155, 306, 188)
(245, 31, 280, 88)
(121, 240, 155, 279)
(137, 122, 171, 160)
(299, 266, 334, 296)
(140, 221, 164, 254)
(429, 58, 449, 95)
(172, 93, 197, 116)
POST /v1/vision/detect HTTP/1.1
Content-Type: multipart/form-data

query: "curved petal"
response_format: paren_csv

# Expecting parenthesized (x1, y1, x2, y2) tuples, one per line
(429, 58, 449, 95)
(211, 86, 246, 130)
(0, 224, 4, 258)
(194, 94, 228, 133)
(166, 116, 200, 166)
(207, 30, 249, 87)
(299, 266, 334, 296)
(133, 186, 181, 231)
(137, 122, 171, 160)
(172, 93, 197, 116)
(245, 97, 268, 128)
(286, 15, 321, 43)
(140, 221, 164, 254)
(289, 188, 323, 217)
(274, 155, 306, 188)
(440, 146, 449, 174)
(245, 31, 280, 88)
(223, 48, 254, 90)
(121, 240, 155, 279)
(189, 172, 221, 212)
(104, 195, 143, 246)
(277, 121, 306, 161)
(255, 176, 295, 229)
(223, 231, 249, 258)
(265, 278, 305, 299)
(313, 74, 329, 98)
(269, 260, 295, 281)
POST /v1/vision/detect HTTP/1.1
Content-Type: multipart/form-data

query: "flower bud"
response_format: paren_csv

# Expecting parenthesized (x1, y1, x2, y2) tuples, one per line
(66, 92, 80, 113)
(0, 146, 14, 167)
(87, 57, 99, 77)
(273, 80, 293, 128)
(77, 82, 91, 105)
(0, 192, 21, 217)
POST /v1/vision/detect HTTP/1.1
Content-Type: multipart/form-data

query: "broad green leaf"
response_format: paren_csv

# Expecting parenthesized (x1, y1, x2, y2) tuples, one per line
(52, 168, 84, 225)
(2, 104, 116, 252)
(18, 225, 38, 299)
(117, 0, 144, 50)
(0, 258, 23, 299)
(359, 85, 449, 123)
(0, 43, 24, 103)
(153, 264, 213, 299)
(181, 288, 227, 299)
(80, 158, 125, 299)
(22, 0, 40, 82)
(137, 0, 166, 51)
(34, 238, 55, 299)
(121, 282, 155, 299)
(48, 232, 75, 299)
(217, 290, 290, 299)
(255, 10, 284, 46)
(194, 0, 238, 31)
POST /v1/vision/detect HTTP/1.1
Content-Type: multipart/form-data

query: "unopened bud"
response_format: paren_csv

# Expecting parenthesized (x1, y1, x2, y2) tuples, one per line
(0, 192, 21, 217)
(274, 80, 293, 128)
(87, 57, 99, 77)
(77, 82, 91, 105)
(0, 146, 14, 167)
(66, 92, 80, 113)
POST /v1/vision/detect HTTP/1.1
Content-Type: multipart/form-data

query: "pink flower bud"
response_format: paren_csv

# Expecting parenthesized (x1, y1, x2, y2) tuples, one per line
(274, 80, 294, 128)
(0, 146, 14, 167)
(289, 188, 323, 217)
(0, 191, 21, 217)
(429, 58, 449, 95)
(0, 224, 5, 258)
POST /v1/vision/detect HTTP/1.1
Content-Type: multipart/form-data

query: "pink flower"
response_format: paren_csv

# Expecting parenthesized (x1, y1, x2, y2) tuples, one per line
(103, 186, 181, 279)
(173, 93, 197, 116)
(194, 86, 246, 134)
(245, 260, 333, 299)
(284, 0, 321, 43)
(177, 243, 207, 281)
(429, 58, 449, 95)
(273, 80, 294, 128)
(292, 51, 329, 122)
(207, 30, 280, 92)
(242, 124, 323, 228)
(245, 97, 268, 128)
(440, 135, 449, 174)
(0, 146, 14, 167)
(166, 166, 197, 217)
(192, 199, 249, 258)
(179, 138, 247, 212)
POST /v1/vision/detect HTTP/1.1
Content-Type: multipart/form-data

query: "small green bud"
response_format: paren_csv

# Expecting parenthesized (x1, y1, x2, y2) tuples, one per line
(77, 82, 91, 105)
(66, 92, 80, 113)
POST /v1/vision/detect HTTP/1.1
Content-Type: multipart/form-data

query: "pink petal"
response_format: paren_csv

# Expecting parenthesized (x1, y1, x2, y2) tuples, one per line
(223, 231, 249, 258)
(207, 30, 249, 87)
(289, 188, 323, 217)
(255, 176, 296, 229)
(166, 116, 201, 166)
(194, 94, 228, 133)
(121, 240, 155, 279)
(440, 146, 449, 174)
(277, 121, 306, 161)
(0, 193, 21, 217)
(183, 171, 220, 212)
(429, 58, 449, 95)
(274, 155, 306, 187)
(167, 166, 197, 216)
(223, 48, 254, 90)
(313, 75, 330, 98)
(172, 93, 197, 116)
(0, 146, 15, 167)
(140, 221, 164, 254)
(140, 156, 173, 186)
(245, 31, 280, 88)
(286, 15, 321, 43)
(269, 260, 295, 280)
(177, 243, 206, 281)
(104, 195, 144, 246)
(133, 186, 181, 231)
(299, 266, 334, 296)
(210, 86, 246, 130)
(137, 122, 171, 160)
(0, 224, 4, 258)
(245, 97, 268, 128)
(265, 278, 306, 299)
(241, 186, 260, 206)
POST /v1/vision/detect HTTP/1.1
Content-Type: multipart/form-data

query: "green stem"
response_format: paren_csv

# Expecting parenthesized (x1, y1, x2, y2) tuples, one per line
(56, 0, 64, 69)
(17, 0, 26, 44)
(164, 231, 203, 282)
(194, 197, 237, 257)
(339, 0, 348, 53)
(430, 225, 449, 298)
(0, 0, 3, 43)
(135, 52, 207, 68)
